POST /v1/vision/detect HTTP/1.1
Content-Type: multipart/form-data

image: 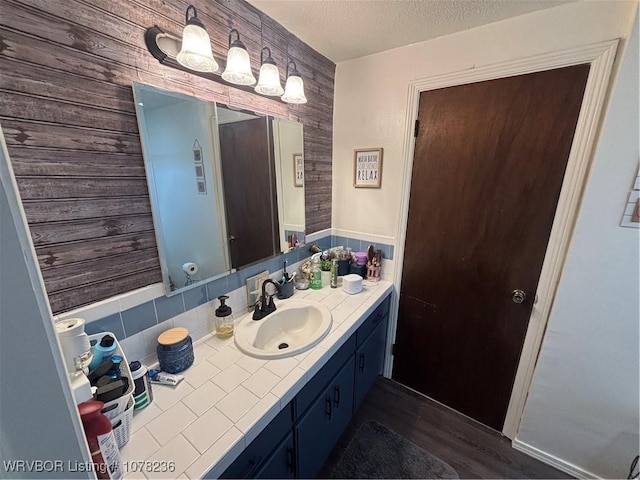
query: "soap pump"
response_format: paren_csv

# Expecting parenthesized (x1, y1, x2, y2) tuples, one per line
(214, 295, 234, 338)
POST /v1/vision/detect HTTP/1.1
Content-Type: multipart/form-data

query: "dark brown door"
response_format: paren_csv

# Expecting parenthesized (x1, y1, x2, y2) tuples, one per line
(219, 117, 279, 269)
(393, 65, 590, 430)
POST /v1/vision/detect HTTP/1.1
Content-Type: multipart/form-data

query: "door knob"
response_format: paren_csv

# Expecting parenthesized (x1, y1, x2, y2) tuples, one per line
(511, 289, 526, 304)
(228, 235, 236, 242)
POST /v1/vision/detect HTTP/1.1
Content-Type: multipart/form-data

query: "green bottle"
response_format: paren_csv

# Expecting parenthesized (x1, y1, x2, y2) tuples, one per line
(330, 259, 338, 288)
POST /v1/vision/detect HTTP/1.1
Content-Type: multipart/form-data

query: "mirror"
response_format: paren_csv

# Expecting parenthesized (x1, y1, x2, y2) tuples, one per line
(272, 118, 306, 251)
(132, 82, 305, 296)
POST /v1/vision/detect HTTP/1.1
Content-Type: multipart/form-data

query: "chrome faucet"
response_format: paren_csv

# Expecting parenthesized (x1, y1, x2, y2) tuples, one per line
(252, 279, 282, 320)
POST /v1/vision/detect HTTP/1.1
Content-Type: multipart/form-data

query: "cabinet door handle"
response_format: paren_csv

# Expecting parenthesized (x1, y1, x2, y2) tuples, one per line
(243, 456, 262, 478)
(325, 396, 332, 419)
(333, 385, 341, 407)
(359, 352, 365, 372)
(286, 446, 294, 474)
(371, 313, 382, 325)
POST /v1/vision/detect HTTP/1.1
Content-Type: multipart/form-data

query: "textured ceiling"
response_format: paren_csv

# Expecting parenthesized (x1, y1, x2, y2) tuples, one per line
(246, 0, 575, 63)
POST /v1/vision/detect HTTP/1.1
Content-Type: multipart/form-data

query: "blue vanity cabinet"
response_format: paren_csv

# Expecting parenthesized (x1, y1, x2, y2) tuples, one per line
(294, 358, 355, 479)
(218, 402, 293, 479)
(254, 432, 295, 479)
(215, 293, 392, 479)
(354, 313, 388, 410)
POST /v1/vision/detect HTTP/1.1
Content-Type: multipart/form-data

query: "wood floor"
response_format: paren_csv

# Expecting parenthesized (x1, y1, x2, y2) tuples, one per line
(319, 378, 572, 479)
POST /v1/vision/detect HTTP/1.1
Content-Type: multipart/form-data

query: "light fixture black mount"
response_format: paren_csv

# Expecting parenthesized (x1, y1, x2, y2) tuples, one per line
(143, 6, 306, 103)
(184, 5, 204, 29)
(228, 28, 245, 49)
(260, 47, 276, 66)
(286, 61, 300, 77)
(144, 26, 179, 65)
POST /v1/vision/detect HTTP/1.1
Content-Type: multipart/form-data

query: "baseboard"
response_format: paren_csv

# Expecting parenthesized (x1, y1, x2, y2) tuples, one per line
(512, 439, 600, 479)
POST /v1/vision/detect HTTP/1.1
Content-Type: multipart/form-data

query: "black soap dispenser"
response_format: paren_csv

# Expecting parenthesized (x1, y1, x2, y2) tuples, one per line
(214, 295, 233, 338)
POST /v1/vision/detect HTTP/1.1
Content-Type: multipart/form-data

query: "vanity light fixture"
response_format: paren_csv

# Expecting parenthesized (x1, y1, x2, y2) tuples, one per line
(144, 7, 308, 104)
(281, 61, 308, 104)
(175, 5, 218, 73)
(221, 29, 256, 86)
(254, 47, 284, 96)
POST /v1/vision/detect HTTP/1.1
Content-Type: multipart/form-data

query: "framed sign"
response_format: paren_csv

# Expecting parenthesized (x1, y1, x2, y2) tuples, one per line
(293, 153, 304, 187)
(193, 139, 203, 163)
(354, 148, 383, 188)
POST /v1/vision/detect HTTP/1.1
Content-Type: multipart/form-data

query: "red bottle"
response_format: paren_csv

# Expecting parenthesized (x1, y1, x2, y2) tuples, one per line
(78, 401, 123, 480)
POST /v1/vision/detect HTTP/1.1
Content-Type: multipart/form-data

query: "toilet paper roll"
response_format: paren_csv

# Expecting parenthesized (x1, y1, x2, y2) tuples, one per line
(182, 262, 198, 275)
(55, 318, 92, 373)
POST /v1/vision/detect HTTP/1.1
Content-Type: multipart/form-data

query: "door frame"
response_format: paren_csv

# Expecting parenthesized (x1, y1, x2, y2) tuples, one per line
(385, 39, 619, 439)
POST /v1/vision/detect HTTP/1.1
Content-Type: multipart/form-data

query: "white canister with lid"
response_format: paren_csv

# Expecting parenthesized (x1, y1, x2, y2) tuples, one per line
(342, 274, 363, 294)
(129, 361, 153, 410)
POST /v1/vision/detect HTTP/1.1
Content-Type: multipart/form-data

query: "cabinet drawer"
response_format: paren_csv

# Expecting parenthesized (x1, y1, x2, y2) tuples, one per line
(356, 295, 390, 347)
(295, 359, 355, 479)
(219, 402, 293, 479)
(294, 333, 355, 417)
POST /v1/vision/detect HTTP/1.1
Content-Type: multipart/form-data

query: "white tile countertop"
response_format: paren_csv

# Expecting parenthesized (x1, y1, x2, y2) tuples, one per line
(119, 280, 393, 479)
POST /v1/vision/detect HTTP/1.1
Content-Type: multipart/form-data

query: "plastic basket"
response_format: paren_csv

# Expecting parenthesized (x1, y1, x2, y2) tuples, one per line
(88, 332, 134, 446)
(111, 397, 134, 448)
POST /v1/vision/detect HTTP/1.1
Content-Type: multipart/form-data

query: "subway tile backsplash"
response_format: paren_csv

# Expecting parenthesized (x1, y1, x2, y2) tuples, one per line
(61, 232, 395, 366)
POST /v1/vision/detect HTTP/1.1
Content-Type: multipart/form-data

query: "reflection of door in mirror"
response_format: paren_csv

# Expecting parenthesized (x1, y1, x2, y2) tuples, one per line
(216, 106, 280, 268)
(133, 83, 230, 294)
(272, 118, 305, 251)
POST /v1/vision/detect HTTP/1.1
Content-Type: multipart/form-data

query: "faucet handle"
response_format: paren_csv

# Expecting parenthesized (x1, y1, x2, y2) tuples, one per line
(267, 295, 276, 310)
(258, 293, 268, 312)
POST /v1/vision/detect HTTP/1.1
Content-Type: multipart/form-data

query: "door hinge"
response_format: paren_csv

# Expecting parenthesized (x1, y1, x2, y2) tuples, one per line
(391, 343, 397, 356)
(414, 119, 420, 137)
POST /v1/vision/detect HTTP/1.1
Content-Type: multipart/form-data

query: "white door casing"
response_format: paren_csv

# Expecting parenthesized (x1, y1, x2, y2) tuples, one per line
(384, 39, 619, 439)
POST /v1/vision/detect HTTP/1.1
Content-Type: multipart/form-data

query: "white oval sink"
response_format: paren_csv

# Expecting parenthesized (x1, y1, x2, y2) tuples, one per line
(234, 299, 332, 359)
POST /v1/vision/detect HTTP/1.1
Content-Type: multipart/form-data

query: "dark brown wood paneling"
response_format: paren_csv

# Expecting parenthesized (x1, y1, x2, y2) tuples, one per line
(2, 120, 142, 154)
(18, 177, 149, 200)
(30, 215, 155, 245)
(36, 232, 157, 269)
(0, 0, 334, 313)
(41, 249, 161, 293)
(9, 148, 145, 177)
(21, 197, 152, 223)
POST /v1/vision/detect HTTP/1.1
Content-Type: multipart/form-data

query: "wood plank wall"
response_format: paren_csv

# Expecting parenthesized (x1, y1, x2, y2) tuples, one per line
(0, 0, 335, 313)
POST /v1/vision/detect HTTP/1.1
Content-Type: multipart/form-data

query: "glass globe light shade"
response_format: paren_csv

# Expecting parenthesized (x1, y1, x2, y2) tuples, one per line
(281, 74, 307, 104)
(222, 45, 256, 86)
(176, 23, 218, 73)
(255, 62, 284, 96)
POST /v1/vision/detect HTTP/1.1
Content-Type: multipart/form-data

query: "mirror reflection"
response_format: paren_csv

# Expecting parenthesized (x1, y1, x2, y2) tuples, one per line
(272, 118, 306, 251)
(132, 82, 305, 296)
(216, 105, 278, 269)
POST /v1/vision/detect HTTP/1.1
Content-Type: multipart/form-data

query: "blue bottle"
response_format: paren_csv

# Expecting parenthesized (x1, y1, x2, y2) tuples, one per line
(88, 334, 117, 372)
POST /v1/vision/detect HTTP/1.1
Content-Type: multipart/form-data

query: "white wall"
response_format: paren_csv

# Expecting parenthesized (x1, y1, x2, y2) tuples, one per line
(332, 0, 637, 240)
(333, 1, 638, 477)
(144, 98, 228, 288)
(516, 12, 639, 479)
(0, 126, 91, 478)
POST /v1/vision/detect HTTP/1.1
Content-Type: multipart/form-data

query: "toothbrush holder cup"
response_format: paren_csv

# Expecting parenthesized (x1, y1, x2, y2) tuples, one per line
(278, 279, 295, 299)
